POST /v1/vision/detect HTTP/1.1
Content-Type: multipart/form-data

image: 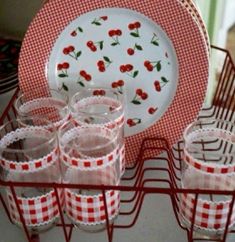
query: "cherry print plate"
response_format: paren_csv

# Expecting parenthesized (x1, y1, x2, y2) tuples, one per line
(19, 0, 209, 164)
(48, 8, 178, 137)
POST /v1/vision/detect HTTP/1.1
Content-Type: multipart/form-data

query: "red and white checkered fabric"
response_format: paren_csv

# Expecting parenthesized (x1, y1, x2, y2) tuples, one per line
(60, 126, 119, 169)
(65, 189, 120, 225)
(19, 0, 209, 165)
(183, 128, 235, 174)
(0, 127, 58, 172)
(180, 170, 235, 230)
(7, 189, 64, 226)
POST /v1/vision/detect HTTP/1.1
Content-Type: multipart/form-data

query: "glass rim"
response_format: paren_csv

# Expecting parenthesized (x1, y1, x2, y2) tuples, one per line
(14, 89, 69, 115)
(183, 118, 235, 160)
(0, 117, 57, 154)
(183, 118, 235, 141)
(58, 116, 119, 154)
(69, 87, 124, 116)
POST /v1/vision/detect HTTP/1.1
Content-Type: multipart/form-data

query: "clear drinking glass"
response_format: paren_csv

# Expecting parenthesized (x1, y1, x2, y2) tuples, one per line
(14, 88, 69, 129)
(58, 114, 121, 232)
(69, 87, 125, 175)
(0, 117, 62, 233)
(180, 119, 235, 238)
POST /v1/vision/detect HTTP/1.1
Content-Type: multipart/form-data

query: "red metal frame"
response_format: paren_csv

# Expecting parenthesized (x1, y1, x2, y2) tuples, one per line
(0, 46, 234, 242)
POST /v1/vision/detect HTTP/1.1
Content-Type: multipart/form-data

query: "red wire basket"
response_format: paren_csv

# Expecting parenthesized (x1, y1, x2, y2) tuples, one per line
(0, 45, 234, 242)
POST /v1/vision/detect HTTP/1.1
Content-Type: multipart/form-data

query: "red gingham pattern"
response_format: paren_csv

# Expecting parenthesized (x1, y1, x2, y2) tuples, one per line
(120, 144, 125, 175)
(7, 189, 64, 226)
(180, 171, 235, 230)
(65, 189, 120, 225)
(0, 127, 58, 172)
(183, 0, 210, 54)
(60, 126, 119, 169)
(183, 128, 235, 174)
(19, 0, 209, 165)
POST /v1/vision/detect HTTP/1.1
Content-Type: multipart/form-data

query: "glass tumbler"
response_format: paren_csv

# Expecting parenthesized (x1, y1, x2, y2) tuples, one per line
(14, 88, 70, 129)
(0, 117, 62, 233)
(58, 115, 121, 232)
(69, 87, 125, 175)
(180, 119, 235, 238)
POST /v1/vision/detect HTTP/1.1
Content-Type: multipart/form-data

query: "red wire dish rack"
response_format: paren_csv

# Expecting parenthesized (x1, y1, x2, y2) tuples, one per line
(0, 45, 234, 242)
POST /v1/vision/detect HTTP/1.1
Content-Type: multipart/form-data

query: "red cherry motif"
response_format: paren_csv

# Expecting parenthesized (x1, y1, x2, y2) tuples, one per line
(71, 31, 77, 36)
(77, 70, 92, 86)
(115, 29, 122, 36)
(97, 60, 104, 66)
(119, 64, 138, 78)
(131, 89, 148, 104)
(117, 80, 124, 87)
(63, 46, 81, 60)
(111, 80, 124, 94)
(97, 57, 112, 72)
(90, 45, 97, 52)
(128, 23, 135, 30)
(144, 59, 161, 72)
(68, 45, 75, 52)
(80, 70, 86, 77)
(147, 65, 154, 71)
(127, 43, 143, 56)
(87, 40, 96, 51)
(144, 61, 151, 67)
(148, 107, 157, 114)
(87, 41, 94, 47)
(97, 60, 105, 72)
(93, 89, 106, 96)
(127, 48, 134, 55)
(92, 16, 108, 25)
(63, 48, 70, 55)
(120, 65, 127, 73)
(154, 81, 161, 92)
(85, 74, 91, 81)
(128, 22, 141, 38)
(112, 82, 118, 88)
(125, 64, 133, 72)
(62, 62, 69, 69)
(93, 90, 99, 95)
(99, 66, 105, 72)
(100, 16, 108, 20)
(127, 118, 141, 127)
(120, 64, 133, 72)
(57, 64, 63, 70)
(57, 62, 69, 77)
(127, 119, 135, 127)
(108, 30, 116, 37)
(109, 29, 122, 45)
(141, 92, 148, 100)
(136, 88, 143, 96)
(144, 60, 155, 71)
(135, 22, 141, 28)
(87, 40, 103, 52)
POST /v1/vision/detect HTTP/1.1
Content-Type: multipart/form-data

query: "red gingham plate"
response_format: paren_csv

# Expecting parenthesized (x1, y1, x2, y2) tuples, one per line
(182, 0, 210, 54)
(19, 0, 209, 165)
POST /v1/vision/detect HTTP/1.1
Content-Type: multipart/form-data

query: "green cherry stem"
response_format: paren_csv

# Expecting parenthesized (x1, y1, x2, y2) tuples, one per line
(62, 70, 68, 77)
(68, 53, 77, 60)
